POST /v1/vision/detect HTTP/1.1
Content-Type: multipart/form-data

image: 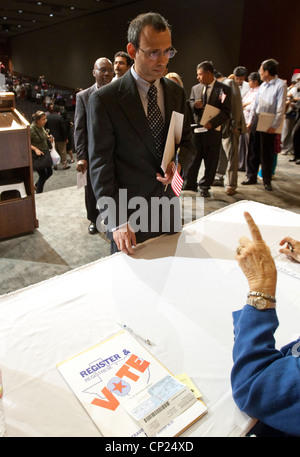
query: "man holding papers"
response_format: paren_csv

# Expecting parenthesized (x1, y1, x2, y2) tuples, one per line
(183, 61, 231, 197)
(242, 59, 287, 191)
(88, 13, 195, 254)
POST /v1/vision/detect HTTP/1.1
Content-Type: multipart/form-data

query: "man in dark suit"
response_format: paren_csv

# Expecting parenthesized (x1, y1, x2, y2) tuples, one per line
(183, 61, 231, 197)
(88, 12, 195, 255)
(74, 57, 114, 234)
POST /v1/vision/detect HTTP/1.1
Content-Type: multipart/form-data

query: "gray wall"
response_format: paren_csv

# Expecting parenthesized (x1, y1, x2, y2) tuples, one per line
(10, 0, 244, 96)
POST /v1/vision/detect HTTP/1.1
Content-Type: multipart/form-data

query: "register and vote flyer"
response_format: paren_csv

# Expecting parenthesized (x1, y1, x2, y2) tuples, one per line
(57, 330, 207, 437)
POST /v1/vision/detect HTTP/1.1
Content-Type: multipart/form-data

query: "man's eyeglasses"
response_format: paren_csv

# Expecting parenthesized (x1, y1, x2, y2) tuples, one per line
(138, 47, 177, 61)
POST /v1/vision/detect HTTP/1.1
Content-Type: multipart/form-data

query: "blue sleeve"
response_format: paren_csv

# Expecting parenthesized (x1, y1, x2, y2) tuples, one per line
(231, 305, 300, 436)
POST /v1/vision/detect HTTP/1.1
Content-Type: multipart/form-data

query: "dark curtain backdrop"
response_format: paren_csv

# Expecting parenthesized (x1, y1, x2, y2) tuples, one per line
(239, 0, 300, 83)
(9, 0, 245, 95)
(7, 0, 298, 93)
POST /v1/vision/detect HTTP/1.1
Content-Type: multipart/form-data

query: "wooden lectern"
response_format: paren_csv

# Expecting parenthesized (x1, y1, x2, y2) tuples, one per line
(0, 92, 38, 239)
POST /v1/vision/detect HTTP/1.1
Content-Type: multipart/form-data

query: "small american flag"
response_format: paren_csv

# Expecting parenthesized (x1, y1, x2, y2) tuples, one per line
(171, 150, 183, 197)
(219, 89, 226, 103)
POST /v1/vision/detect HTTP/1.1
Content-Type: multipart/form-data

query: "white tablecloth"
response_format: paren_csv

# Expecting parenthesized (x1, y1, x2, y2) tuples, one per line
(1, 200, 300, 437)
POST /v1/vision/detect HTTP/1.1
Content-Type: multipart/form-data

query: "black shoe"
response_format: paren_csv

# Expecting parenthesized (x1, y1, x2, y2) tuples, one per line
(296, 159, 300, 165)
(62, 165, 71, 170)
(289, 158, 296, 162)
(88, 222, 98, 234)
(200, 189, 211, 198)
(182, 184, 197, 192)
(241, 179, 257, 185)
(212, 179, 224, 187)
(264, 184, 273, 191)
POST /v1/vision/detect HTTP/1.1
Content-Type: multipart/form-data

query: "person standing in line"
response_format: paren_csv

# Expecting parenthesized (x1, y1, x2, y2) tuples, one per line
(281, 73, 300, 156)
(183, 61, 231, 197)
(238, 71, 261, 172)
(242, 59, 287, 191)
(74, 57, 114, 235)
(88, 12, 196, 254)
(30, 110, 53, 193)
(45, 105, 70, 170)
(233, 66, 250, 98)
(213, 72, 246, 196)
(112, 51, 132, 80)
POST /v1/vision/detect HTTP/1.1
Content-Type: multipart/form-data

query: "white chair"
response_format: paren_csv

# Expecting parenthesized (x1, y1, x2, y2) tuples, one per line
(0, 181, 27, 200)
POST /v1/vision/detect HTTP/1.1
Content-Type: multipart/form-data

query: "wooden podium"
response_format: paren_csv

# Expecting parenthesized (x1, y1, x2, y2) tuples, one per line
(0, 92, 38, 239)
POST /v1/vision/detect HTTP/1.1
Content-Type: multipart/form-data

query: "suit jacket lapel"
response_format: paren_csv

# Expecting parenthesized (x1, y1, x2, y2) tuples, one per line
(208, 81, 220, 106)
(118, 72, 158, 159)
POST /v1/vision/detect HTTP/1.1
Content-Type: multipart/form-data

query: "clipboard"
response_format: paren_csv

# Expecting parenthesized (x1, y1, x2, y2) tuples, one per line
(256, 112, 284, 134)
(161, 111, 184, 173)
(200, 104, 221, 131)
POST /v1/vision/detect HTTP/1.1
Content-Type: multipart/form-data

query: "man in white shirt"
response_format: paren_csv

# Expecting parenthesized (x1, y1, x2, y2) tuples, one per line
(112, 51, 132, 80)
(233, 66, 250, 98)
(242, 59, 287, 191)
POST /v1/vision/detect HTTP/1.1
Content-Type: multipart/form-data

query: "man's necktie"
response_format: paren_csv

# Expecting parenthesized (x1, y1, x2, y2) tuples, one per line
(147, 84, 164, 158)
(203, 85, 209, 106)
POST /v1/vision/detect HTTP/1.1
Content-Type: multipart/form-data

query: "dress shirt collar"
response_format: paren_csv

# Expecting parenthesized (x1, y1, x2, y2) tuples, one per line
(131, 65, 160, 98)
(130, 65, 164, 118)
(205, 77, 216, 90)
(263, 75, 278, 87)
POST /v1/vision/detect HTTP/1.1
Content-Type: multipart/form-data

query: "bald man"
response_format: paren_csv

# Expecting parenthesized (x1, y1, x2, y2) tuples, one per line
(74, 58, 114, 234)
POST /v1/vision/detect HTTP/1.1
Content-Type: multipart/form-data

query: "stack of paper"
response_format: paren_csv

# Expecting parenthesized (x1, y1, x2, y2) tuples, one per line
(57, 330, 207, 437)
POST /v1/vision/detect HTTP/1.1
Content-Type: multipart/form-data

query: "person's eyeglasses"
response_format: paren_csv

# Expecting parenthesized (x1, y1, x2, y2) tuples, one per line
(138, 47, 177, 60)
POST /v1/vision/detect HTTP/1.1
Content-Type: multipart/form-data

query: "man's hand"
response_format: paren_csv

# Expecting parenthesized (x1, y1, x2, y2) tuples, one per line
(235, 212, 277, 296)
(156, 161, 181, 186)
(113, 223, 137, 255)
(194, 99, 204, 109)
(76, 159, 88, 173)
(204, 121, 212, 130)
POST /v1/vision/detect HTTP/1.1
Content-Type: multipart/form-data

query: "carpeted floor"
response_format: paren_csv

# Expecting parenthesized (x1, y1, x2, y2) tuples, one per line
(0, 105, 299, 296)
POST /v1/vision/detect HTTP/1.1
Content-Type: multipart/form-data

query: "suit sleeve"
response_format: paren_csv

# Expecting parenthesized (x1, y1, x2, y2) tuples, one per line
(88, 90, 123, 231)
(229, 81, 243, 130)
(231, 305, 300, 436)
(189, 86, 202, 123)
(74, 92, 88, 161)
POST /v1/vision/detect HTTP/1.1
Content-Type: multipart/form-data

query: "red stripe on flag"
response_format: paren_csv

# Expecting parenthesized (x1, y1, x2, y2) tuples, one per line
(171, 168, 183, 197)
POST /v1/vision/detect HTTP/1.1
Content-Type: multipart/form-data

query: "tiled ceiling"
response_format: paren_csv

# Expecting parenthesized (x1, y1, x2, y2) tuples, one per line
(0, 0, 141, 38)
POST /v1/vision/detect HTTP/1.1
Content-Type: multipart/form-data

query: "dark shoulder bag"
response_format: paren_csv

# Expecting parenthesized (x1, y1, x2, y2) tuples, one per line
(31, 125, 53, 171)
